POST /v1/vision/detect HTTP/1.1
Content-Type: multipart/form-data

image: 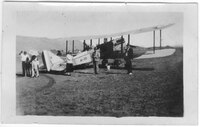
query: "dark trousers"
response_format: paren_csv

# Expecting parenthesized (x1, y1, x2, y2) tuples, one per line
(93, 61, 99, 74)
(26, 63, 32, 77)
(22, 62, 32, 77)
(66, 63, 73, 72)
(22, 61, 26, 76)
(126, 59, 132, 73)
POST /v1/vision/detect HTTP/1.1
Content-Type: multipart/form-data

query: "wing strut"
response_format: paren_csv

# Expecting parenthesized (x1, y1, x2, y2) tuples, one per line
(128, 34, 130, 46)
(83, 40, 86, 51)
(90, 39, 92, 47)
(66, 40, 68, 54)
(72, 40, 74, 54)
(98, 38, 100, 45)
(160, 30, 162, 49)
(121, 36, 124, 54)
(153, 31, 155, 54)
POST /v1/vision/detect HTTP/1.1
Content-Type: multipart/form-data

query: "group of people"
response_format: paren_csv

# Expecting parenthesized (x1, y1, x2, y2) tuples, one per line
(19, 51, 40, 78)
(19, 45, 133, 77)
(91, 45, 133, 75)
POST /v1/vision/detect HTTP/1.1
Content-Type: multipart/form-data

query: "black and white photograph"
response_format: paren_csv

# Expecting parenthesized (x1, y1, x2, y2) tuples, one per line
(1, 2, 198, 125)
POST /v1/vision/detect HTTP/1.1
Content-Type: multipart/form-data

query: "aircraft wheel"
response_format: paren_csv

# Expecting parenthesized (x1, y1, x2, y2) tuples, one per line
(113, 59, 121, 68)
(102, 59, 108, 68)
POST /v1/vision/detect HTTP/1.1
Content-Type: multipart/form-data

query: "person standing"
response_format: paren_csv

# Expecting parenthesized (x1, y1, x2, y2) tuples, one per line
(19, 51, 30, 76)
(92, 47, 100, 74)
(25, 55, 32, 77)
(125, 45, 134, 75)
(57, 50, 62, 56)
(65, 53, 73, 76)
(30, 55, 40, 78)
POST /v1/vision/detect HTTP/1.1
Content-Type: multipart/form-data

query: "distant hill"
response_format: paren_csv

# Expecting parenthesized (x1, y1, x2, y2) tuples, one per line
(16, 36, 83, 54)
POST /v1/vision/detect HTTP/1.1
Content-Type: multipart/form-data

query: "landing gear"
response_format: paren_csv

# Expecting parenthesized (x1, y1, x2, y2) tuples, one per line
(102, 59, 108, 68)
(113, 59, 121, 68)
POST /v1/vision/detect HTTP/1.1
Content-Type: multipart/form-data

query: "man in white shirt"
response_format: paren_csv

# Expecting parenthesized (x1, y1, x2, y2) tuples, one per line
(19, 51, 30, 76)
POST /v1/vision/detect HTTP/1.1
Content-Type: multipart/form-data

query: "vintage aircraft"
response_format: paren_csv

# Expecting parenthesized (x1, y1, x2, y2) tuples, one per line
(40, 23, 175, 72)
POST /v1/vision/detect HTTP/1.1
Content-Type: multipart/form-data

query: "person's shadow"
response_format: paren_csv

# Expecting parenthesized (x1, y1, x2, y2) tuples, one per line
(132, 67, 154, 71)
(16, 73, 24, 77)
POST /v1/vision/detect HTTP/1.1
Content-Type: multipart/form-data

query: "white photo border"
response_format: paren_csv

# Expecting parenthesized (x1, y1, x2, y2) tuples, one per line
(1, 2, 198, 125)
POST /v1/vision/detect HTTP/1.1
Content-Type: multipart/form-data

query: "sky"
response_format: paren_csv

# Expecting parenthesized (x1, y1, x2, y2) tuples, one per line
(16, 4, 183, 47)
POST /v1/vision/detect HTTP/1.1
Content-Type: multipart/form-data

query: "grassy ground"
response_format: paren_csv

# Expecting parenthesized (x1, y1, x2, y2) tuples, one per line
(16, 48, 183, 117)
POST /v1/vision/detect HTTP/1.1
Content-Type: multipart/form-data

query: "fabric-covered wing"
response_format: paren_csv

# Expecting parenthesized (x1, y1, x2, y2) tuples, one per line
(73, 50, 93, 66)
(64, 23, 174, 41)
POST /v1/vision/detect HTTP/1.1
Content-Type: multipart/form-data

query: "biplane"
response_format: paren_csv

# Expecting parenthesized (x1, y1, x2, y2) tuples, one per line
(41, 23, 175, 72)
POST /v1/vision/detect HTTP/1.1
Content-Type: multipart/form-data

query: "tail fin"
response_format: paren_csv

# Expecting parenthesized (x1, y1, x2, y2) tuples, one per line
(42, 50, 65, 71)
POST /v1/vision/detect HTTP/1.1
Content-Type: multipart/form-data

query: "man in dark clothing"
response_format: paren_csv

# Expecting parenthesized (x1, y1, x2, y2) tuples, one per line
(92, 47, 100, 74)
(125, 45, 133, 75)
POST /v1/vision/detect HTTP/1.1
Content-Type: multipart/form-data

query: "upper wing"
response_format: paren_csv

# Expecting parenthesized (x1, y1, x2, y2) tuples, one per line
(64, 23, 174, 41)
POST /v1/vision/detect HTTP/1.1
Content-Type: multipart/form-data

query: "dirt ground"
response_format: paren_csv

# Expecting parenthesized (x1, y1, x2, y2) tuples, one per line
(16, 48, 183, 117)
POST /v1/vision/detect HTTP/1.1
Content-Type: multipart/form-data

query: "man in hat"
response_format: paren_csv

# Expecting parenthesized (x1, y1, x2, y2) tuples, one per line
(92, 47, 100, 74)
(124, 45, 133, 75)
